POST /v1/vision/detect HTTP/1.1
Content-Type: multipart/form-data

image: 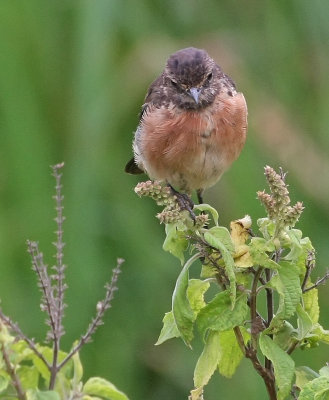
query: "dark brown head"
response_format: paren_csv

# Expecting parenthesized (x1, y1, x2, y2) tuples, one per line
(164, 47, 223, 110)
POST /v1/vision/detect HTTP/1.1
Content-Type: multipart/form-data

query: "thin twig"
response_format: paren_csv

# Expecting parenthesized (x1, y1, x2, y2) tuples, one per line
(49, 162, 67, 390)
(303, 271, 329, 293)
(0, 311, 50, 368)
(27, 240, 57, 341)
(1, 342, 27, 400)
(57, 259, 124, 370)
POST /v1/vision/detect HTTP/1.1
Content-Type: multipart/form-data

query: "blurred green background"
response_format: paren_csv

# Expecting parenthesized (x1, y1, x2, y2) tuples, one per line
(0, 1, 329, 398)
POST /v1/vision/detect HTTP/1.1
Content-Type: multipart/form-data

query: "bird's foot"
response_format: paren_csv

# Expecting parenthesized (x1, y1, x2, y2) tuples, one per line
(168, 185, 196, 223)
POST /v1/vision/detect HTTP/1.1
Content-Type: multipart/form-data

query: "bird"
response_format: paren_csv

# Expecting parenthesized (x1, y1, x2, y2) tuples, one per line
(125, 47, 247, 215)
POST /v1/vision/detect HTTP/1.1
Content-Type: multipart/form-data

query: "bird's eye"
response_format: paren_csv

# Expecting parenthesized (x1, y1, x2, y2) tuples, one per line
(207, 73, 213, 81)
(171, 80, 178, 87)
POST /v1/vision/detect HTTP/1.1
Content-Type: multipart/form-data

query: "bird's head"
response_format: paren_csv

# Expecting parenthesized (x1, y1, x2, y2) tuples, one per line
(164, 47, 220, 110)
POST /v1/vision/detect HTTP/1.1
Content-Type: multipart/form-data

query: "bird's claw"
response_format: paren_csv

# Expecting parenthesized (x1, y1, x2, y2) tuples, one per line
(169, 185, 196, 223)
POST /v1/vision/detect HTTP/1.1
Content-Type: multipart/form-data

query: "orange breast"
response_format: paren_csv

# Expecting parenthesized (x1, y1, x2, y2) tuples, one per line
(137, 92, 247, 191)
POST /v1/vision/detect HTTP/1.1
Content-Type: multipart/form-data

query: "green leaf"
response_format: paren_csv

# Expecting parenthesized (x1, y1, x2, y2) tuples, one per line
(187, 279, 210, 316)
(163, 223, 188, 264)
(268, 262, 301, 329)
(295, 366, 319, 389)
(282, 229, 303, 261)
(207, 227, 234, 252)
(259, 334, 295, 400)
(194, 330, 221, 388)
(299, 376, 329, 400)
(83, 377, 129, 400)
(320, 366, 329, 378)
(0, 370, 10, 393)
(197, 292, 248, 340)
(18, 365, 39, 390)
(312, 324, 329, 345)
(217, 328, 250, 378)
(189, 386, 204, 400)
(72, 348, 83, 387)
(194, 204, 219, 225)
(155, 311, 180, 345)
(36, 391, 61, 400)
(249, 237, 279, 269)
(303, 287, 319, 324)
(296, 303, 313, 341)
(204, 231, 236, 307)
(172, 253, 201, 346)
(257, 218, 276, 240)
(200, 264, 217, 278)
(273, 321, 296, 351)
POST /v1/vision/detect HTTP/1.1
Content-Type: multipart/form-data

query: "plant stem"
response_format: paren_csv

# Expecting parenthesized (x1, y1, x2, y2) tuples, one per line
(1, 343, 27, 400)
(250, 267, 263, 349)
(265, 268, 274, 372)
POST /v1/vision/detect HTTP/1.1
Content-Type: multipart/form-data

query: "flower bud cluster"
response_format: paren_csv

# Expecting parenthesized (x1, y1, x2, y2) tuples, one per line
(135, 181, 184, 224)
(135, 180, 174, 206)
(257, 166, 304, 228)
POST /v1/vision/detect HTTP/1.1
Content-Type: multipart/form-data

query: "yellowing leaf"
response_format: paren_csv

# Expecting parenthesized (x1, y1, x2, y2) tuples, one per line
(187, 279, 210, 316)
(303, 287, 319, 324)
(194, 330, 221, 388)
(299, 376, 329, 400)
(189, 386, 204, 400)
(218, 328, 250, 378)
(230, 215, 251, 247)
(83, 377, 129, 400)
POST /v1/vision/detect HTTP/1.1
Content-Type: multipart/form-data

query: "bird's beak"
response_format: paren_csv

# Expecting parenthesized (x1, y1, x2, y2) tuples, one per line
(189, 87, 201, 104)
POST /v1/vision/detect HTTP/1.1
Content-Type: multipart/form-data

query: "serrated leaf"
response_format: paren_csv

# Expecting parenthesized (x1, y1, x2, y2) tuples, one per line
(187, 279, 210, 316)
(296, 303, 313, 341)
(83, 377, 129, 400)
(299, 376, 329, 400)
(268, 262, 301, 329)
(194, 330, 221, 388)
(197, 292, 248, 339)
(218, 328, 250, 378)
(172, 253, 200, 346)
(155, 311, 180, 345)
(259, 334, 295, 400)
(163, 223, 188, 264)
(295, 366, 319, 389)
(36, 391, 61, 400)
(303, 287, 319, 324)
(204, 231, 236, 307)
(194, 204, 219, 225)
